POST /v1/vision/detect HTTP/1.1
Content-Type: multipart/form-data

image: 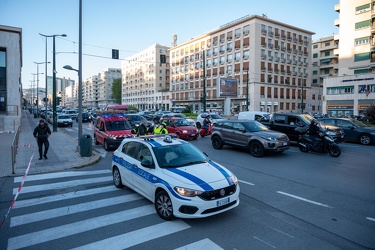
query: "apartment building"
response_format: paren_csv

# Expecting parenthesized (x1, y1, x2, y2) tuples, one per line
(322, 0, 375, 116)
(169, 15, 315, 114)
(97, 68, 121, 108)
(0, 25, 22, 131)
(82, 75, 99, 108)
(121, 44, 171, 111)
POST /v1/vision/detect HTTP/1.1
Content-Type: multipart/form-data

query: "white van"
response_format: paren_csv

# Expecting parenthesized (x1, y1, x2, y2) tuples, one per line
(238, 111, 270, 121)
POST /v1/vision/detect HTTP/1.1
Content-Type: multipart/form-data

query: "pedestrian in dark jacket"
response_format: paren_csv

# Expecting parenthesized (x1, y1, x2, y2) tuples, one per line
(33, 119, 51, 160)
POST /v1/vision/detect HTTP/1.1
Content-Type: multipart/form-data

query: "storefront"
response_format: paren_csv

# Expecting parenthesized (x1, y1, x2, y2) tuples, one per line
(326, 101, 354, 117)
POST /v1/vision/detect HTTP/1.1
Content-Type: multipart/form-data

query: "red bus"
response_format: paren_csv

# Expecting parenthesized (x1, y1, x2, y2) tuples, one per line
(106, 105, 128, 112)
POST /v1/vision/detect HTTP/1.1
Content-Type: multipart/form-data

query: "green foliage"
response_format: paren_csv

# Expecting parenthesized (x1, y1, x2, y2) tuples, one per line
(364, 105, 375, 124)
(111, 78, 122, 104)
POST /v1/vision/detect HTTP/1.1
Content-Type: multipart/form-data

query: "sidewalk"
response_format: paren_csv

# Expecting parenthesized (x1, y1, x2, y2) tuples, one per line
(0, 111, 100, 177)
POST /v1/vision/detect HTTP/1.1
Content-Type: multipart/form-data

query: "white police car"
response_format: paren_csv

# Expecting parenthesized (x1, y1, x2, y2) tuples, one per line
(111, 135, 240, 220)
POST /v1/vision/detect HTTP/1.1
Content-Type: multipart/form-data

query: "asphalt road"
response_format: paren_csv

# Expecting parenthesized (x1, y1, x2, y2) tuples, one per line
(0, 121, 373, 249)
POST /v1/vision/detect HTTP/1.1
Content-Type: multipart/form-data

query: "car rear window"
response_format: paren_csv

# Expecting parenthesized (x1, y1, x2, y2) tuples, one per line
(58, 115, 70, 119)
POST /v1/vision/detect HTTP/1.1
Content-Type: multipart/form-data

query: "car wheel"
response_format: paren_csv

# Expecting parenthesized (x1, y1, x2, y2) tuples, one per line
(155, 190, 174, 221)
(212, 135, 223, 149)
(196, 122, 201, 129)
(112, 166, 124, 188)
(359, 134, 372, 145)
(104, 140, 110, 151)
(249, 141, 264, 157)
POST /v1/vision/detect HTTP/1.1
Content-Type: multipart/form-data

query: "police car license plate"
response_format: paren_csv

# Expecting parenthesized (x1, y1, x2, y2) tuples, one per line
(216, 197, 230, 207)
(283, 142, 288, 146)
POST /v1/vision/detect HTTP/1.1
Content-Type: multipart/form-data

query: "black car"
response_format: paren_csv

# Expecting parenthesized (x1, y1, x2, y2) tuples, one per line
(153, 111, 172, 123)
(76, 112, 91, 122)
(318, 118, 375, 145)
(122, 114, 154, 128)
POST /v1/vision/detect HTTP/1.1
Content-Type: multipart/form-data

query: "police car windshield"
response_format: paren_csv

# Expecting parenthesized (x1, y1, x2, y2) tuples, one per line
(105, 121, 132, 131)
(153, 143, 208, 168)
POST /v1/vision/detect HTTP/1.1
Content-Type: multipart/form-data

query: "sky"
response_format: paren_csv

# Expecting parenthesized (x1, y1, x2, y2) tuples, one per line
(1, 0, 339, 91)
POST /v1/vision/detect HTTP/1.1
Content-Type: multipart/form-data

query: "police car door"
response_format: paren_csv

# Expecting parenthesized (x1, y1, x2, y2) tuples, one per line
(117, 141, 139, 186)
(131, 143, 155, 200)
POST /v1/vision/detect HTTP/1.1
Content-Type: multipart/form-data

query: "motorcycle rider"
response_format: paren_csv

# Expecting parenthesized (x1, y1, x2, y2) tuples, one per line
(309, 119, 322, 150)
(202, 115, 211, 135)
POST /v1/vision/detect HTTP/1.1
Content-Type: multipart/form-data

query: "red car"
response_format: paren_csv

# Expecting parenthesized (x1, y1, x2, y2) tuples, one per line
(159, 117, 199, 140)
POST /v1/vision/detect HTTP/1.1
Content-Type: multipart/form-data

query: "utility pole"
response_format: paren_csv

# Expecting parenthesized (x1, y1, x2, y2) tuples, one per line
(202, 50, 207, 112)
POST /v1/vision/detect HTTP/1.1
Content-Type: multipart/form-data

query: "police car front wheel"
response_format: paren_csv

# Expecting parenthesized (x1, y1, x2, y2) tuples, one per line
(155, 190, 174, 220)
(113, 167, 124, 188)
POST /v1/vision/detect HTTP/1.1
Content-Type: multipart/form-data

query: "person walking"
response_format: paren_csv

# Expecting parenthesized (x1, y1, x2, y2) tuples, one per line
(33, 119, 51, 160)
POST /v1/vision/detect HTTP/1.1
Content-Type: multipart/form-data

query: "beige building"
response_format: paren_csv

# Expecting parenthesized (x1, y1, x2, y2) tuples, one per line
(322, 0, 375, 116)
(97, 68, 121, 108)
(169, 15, 315, 114)
(0, 25, 22, 131)
(122, 44, 171, 111)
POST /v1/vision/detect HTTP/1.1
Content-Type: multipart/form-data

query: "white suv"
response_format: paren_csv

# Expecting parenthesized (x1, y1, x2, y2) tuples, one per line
(111, 135, 240, 220)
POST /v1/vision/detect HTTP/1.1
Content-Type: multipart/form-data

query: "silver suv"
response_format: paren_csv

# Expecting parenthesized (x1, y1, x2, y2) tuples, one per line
(211, 120, 290, 157)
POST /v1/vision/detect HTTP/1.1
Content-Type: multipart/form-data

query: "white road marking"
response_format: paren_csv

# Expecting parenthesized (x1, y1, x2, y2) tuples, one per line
(14, 169, 110, 183)
(277, 191, 333, 208)
(13, 176, 112, 194)
(10, 193, 143, 227)
(366, 217, 375, 222)
(72, 221, 191, 250)
(12, 185, 118, 208)
(253, 236, 276, 248)
(7, 205, 155, 249)
(175, 238, 223, 250)
(271, 227, 295, 238)
(239, 180, 255, 186)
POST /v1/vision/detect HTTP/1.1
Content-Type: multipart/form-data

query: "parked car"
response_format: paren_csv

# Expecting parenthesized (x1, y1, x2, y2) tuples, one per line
(76, 112, 91, 122)
(56, 114, 73, 127)
(111, 135, 240, 220)
(62, 109, 78, 120)
(211, 120, 290, 157)
(159, 113, 195, 126)
(122, 114, 154, 128)
(138, 111, 154, 120)
(258, 113, 345, 143)
(196, 113, 226, 129)
(318, 117, 375, 145)
(159, 117, 199, 140)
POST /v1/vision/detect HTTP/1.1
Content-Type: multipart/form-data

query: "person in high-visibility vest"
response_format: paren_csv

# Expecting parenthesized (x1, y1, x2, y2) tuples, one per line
(160, 122, 168, 134)
(153, 123, 162, 134)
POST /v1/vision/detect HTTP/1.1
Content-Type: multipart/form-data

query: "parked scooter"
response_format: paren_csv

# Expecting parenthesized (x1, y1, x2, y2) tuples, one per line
(200, 124, 213, 138)
(295, 125, 341, 157)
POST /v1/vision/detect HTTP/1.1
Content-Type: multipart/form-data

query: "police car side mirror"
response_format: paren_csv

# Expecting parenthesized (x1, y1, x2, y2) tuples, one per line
(141, 159, 154, 168)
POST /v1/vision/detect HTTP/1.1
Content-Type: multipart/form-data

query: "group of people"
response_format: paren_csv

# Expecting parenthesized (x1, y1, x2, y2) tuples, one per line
(131, 121, 168, 137)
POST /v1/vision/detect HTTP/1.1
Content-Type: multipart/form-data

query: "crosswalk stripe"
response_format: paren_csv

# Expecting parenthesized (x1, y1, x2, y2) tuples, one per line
(13, 185, 117, 208)
(174, 238, 224, 250)
(71, 220, 191, 250)
(10, 193, 144, 227)
(13, 176, 112, 195)
(7, 204, 155, 249)
(14, 170, 111, 183)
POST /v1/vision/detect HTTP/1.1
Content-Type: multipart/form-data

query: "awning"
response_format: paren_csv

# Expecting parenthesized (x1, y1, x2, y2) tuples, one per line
(320, 58, 330, 63)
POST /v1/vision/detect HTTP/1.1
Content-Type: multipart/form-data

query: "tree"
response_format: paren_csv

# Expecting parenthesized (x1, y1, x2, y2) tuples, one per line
(111, 78, 122, 104)
(364, 105, 375, 124)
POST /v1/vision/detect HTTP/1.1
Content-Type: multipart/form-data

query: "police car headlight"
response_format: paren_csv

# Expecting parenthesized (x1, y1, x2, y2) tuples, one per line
(174, 187, 203, 197)
(227, 175, 238, 186)
(182, 130, 188, 134)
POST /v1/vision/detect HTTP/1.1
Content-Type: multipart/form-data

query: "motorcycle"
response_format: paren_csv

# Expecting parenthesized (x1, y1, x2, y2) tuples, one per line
(200, 123, 213, 138)
(295, 126, 341, 157)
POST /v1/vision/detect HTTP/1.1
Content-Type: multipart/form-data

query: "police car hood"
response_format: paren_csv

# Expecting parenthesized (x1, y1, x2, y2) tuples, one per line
(162, 161, 233, 189)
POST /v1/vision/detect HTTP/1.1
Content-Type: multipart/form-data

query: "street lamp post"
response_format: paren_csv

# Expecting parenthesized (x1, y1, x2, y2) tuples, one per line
(246, 68, 249, 111)
(39, 33, 67, 132)
(34, 61, 50, 117)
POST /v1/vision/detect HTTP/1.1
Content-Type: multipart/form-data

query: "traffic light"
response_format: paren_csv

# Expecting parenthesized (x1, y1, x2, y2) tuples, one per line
(160, 54, 166, 63)
(56, 97, 62, 105)
(112, 49, 119, 59)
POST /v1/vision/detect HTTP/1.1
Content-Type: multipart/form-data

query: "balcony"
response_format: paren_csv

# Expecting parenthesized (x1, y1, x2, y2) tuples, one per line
(261, 29, 267, 35)
(261, 55, 267, 60)
(334, 18, 340, 27)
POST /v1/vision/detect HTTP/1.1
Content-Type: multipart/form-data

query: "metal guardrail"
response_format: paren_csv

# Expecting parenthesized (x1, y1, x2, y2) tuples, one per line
(11, 125, 20, 174)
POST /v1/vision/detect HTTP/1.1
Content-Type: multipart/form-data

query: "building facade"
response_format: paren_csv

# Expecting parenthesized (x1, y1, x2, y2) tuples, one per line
(122, 44, 171, 111)
(169, 15, 315, 114)
(0, 25, 22, 131)
(322, 0, 375, 116)
(97, 68, 121, 108)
